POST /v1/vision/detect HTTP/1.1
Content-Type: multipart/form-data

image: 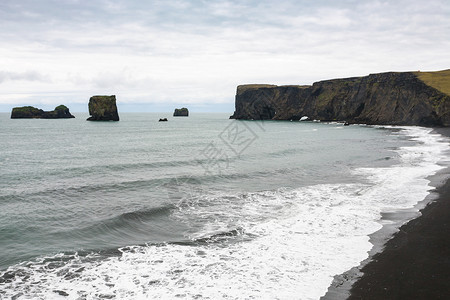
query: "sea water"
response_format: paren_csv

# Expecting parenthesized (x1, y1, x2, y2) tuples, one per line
(0, 113, 448, 299)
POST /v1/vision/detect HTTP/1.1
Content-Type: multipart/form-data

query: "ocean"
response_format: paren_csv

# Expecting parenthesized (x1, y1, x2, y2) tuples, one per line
(0, 112, 448, 299)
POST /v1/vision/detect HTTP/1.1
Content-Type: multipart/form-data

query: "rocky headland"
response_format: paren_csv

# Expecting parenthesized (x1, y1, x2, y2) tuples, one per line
(86, 95, 119, 121)
(11, 105, 75, 119)
(173, 107, 189, 117)
(230, 70, 450, 126)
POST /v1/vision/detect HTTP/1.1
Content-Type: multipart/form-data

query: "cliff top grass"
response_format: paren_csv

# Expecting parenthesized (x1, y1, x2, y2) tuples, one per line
(280, 85, 311, 89)
(54, 105, 69, 111)
(237, 84, 311, 94)
(414, 69, 450, 96)
(237, 84, 278, 94)
(12, 106, 41, 111)
(11, 106, 44, 116)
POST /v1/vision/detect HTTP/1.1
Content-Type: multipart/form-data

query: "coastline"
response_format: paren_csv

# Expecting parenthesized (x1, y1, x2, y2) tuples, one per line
(323, 127, 450, 299)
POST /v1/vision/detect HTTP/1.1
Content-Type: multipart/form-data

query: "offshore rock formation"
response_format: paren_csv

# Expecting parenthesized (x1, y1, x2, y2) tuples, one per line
(230, 70, 450, 127)
(87, 95, 119, 121)
(11, 105, 75, 119)
(173, 107, 189, 117)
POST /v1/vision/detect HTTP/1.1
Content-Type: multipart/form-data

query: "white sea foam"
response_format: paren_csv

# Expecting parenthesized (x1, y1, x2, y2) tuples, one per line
(1, 127, 448, 300)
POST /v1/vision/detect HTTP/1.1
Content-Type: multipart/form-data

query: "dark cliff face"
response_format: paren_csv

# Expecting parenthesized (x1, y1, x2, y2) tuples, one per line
(87, 95, 119, 121)
(230, 72, 450, 127)
(11, 105, 75, 119)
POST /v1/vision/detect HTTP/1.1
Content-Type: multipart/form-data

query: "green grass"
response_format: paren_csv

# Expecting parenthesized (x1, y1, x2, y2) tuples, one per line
(237, 84, 278, 94)
(414, 69, 450, 96)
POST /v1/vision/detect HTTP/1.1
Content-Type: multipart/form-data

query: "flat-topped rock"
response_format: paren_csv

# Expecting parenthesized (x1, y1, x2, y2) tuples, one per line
(173, 107, 189, 117)
(86, 95, 119, 121)
(11, 105, 75, 119)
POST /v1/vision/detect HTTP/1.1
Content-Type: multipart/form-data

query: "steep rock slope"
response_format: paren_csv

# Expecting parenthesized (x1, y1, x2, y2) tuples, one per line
(230, 71, 450, 126)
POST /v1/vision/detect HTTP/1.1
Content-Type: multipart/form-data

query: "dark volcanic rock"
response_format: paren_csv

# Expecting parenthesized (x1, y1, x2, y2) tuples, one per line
(11, 105, 75, 119)
(11, 106, 44, 118)
(230, 72, 450, 126)
(86, 95, 119, 121)
(50, 105, 76, 118)
(173, 107, 189, 117)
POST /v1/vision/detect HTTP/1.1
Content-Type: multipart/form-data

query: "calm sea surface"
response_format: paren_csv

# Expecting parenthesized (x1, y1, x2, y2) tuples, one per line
(0, 112, 448, 299)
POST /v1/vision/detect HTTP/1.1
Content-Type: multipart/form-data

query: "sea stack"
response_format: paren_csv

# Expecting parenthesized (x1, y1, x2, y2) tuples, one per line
(173, 107, 189, 117)
(86, 95, 119, 121)
(11, 105, 75, 119)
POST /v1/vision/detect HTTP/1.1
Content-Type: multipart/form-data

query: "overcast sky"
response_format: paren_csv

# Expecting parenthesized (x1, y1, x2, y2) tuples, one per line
(1, 0, 449, 112)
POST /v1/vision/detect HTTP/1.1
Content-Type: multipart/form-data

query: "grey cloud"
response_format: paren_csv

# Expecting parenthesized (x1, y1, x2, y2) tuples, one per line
(0, 71, 50, 84)
(2, 0, 449, 58)
(0, 0, 449, 108)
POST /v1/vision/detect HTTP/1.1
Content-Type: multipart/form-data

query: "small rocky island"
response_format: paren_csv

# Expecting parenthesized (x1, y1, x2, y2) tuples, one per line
(11, 105, 75, 119)
(86, 95, 119, 121)
(173, 107, 189, 117)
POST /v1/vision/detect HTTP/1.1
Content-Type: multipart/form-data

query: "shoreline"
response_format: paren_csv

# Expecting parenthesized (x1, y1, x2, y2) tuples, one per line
(322, 127, 450, 299)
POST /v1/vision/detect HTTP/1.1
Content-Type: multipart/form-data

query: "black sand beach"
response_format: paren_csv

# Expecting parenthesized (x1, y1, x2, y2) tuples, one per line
(347, 128, 450, 300)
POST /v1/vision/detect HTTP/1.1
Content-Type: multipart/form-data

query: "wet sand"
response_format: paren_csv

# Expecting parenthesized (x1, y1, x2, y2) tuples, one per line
(348, 127, 450, 299)
(322, 128, 450, 300)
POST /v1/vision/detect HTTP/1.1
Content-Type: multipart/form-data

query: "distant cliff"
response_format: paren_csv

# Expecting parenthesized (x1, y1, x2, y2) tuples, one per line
(230, 70, 450, 126)
(11, 105, 75, 119)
